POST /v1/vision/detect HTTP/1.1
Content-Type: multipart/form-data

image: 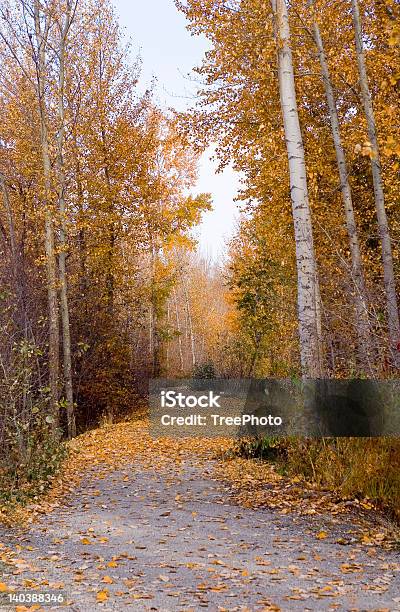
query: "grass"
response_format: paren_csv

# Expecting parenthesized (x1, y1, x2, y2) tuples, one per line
(234, 436, 400, 521)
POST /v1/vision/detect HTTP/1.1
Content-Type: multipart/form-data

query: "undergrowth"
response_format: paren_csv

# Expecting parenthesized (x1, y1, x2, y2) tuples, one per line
(234, 436, 400, 521)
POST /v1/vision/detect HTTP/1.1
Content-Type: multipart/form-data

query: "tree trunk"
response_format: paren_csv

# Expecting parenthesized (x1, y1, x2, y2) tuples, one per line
(165, 302, 170, 374)
(56, 6, 76, 438)
(272, 0, 321, 377)
(311, 11, 375, 375)
(150, 244, 161, 378)
(100, 128, 115, 316)
(315, 271, 324, 372)
(0, 173, 28, 337)
(351, 0, 400, 367)
(34, 1, 60, 426)
(173, 288, 184, 373)
(73, 138, 88, 299)
(182, 275, 196, 370)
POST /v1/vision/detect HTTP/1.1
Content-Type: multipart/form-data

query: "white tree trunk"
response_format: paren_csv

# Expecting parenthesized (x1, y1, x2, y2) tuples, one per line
(351, 0, 400, 367)
(34, 0, 60, 425)
(182, 275, 196, 370)
(56, 3, 76, 438)
(312, 13, 374, 375)
(173, 288, 184, 373)
(273, 0, 321, 377)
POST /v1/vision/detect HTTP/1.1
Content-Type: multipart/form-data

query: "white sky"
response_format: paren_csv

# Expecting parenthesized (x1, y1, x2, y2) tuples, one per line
(112, 0, 241, 261)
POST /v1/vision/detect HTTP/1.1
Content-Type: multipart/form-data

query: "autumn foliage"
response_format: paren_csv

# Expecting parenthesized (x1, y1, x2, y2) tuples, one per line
(0, 0, 400, 518)
(0, 0, 210, 497)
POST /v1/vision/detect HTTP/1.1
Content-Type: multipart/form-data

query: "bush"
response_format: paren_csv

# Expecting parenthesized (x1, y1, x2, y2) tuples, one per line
(233, 435, 286, 461)
(193, 362, 216, 379)
(0, 340, 66, 504)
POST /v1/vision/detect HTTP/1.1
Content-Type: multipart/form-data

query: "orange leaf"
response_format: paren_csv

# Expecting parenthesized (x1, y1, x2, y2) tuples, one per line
(96, 589, 109, 602)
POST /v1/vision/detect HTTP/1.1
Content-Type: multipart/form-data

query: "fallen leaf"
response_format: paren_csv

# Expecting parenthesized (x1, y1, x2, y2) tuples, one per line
(159, 574, 170, 582)
(96, 589, 109, 602)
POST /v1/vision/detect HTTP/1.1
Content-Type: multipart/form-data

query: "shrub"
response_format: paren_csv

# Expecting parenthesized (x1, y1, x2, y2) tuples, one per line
(0, 339, 65, 504)
(233, 435, 286, 461)
(193, 362, 216, 379)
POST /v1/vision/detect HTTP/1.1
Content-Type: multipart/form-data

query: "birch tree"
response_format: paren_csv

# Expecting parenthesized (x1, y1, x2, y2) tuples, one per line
(272, 0, 321, 377)
(32, 0, 60, 423)
(173, 287, 184, 373)
(310, 4, 374, 375)
(55, 0, 78, 438)
(351, 0, 400, 367)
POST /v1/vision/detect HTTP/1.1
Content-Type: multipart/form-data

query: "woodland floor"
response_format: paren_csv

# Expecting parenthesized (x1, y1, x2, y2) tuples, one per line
(0, 417, 400, 611)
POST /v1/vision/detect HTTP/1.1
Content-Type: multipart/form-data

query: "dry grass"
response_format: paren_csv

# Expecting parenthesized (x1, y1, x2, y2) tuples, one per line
(283, 438, 400, 520)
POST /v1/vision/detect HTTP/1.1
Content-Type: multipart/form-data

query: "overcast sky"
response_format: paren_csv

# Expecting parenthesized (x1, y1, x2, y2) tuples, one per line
(112, 0, 241, 261)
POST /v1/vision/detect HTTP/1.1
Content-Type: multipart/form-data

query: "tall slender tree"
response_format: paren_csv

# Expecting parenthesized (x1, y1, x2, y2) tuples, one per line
(272, 0, 321, 377)
(351, 0, 400, 367)
(55, 0, 78, 438)
(33, 0, 60, 423)
(310, 3, 374, 375)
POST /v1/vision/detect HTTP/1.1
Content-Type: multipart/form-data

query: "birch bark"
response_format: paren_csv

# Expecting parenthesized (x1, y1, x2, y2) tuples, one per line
(272, 0, 321, 377)
(34, 1, 60, 424)
(173, 288, 184, 373)
(311, 11, 374, 374)
(351, 0, 400, 367)
(56, 1, 76, 438)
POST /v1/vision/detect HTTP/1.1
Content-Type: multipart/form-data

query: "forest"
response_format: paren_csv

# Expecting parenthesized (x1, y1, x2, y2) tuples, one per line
(0, 1, 399, 603)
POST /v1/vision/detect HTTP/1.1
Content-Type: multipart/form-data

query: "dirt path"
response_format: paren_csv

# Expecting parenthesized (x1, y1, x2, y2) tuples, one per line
(1, 448, 400, 611)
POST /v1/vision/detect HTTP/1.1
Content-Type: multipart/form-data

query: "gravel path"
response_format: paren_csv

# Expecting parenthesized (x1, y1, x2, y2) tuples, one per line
(1, 459, 400, 611)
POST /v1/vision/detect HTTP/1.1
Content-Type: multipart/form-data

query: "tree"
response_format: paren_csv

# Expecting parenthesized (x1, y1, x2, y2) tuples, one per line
(351, 0, 400, 367)
(272, 0, 321, 377)
(55, 0, 78, 438)
(309, 1, 374, 374)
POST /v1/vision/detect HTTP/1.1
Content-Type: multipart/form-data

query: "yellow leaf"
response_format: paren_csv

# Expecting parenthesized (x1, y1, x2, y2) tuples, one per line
(80, 537, 91, 545)
(107, 561, 118, 568)
(102, 576, 114, 584)
(316, 531, 328, 540)
(0, 582, 8, 592)
(96, 590, 109, 602)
